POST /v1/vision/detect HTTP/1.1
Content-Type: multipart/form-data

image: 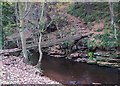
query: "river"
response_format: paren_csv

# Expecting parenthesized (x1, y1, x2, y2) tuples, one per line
(41, 55, 120, 85)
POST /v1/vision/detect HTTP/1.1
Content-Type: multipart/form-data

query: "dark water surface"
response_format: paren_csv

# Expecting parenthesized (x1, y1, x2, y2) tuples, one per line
(41, 55, 120, 84)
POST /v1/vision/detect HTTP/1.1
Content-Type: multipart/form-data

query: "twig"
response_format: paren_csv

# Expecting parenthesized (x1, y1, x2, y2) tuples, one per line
(23, 3, 32, 19)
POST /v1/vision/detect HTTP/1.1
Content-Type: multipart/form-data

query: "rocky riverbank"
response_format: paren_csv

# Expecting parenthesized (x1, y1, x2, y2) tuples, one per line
(48, 45, 120, 70)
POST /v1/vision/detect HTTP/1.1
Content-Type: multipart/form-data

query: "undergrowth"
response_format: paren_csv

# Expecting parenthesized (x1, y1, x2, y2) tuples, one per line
(67, 2, 120, 50)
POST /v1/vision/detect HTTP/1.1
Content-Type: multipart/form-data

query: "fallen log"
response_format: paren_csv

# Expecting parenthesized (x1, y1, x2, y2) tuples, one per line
(0, 32, 93, 54)
(28, 32, 93, 49)
(0, 48, 22, 55)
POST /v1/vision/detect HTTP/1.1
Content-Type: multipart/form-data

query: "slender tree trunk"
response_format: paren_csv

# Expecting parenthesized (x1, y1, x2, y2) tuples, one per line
(38, 33, 42, 64)
(19, 23, 28, 62)
(109, 2, 114, 26)
(18, 2, 28, 62)
(109, 2, 117, 40)
(37, 2, 45, 66)
(84, 2, 92, 16)
(118, 2, 120, 29)
(0, 2, 3, 49)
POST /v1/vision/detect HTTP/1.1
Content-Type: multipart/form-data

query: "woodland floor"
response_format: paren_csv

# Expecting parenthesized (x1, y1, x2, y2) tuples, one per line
(0, 11, 91, 85)
(0, 55, 62, 85)
(1, 5, 120, 84)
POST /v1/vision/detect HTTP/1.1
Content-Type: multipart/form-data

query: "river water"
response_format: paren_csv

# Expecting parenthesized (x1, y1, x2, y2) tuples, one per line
(41, 55, 120, 85)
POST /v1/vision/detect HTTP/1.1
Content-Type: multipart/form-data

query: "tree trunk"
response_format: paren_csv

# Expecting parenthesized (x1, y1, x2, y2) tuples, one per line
(84, 2, 92, 16)
(109, 2, 117, 40)
(19, 26, 28, 62)
(109, 2, 114, 26)
(0, 2, 3, 50)
(18, 2, 28, 62)
(37, 2, 45, 66)
(118, 2, 120, 29)
(38, 33, 42, 64)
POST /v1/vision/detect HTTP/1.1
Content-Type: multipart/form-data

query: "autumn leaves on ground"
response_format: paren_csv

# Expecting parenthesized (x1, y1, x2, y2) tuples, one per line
(1, 2, 120, 85)
(0, 2, 89, 84)
(0, 55, 60, 84)
(0, 5, 88, 85)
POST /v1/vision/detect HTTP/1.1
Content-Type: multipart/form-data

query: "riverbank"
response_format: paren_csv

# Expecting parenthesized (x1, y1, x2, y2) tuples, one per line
(48, 45, 120, 70)
(41, 54, 120, 84)
(0, 55, 62, 85)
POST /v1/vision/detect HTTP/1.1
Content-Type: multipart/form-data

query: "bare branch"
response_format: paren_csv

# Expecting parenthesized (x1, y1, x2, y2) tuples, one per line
(15, 2, 20, 20)
(39, 3, 45, 22)
(23, 3, 32, 19)
(24, 2, 28, 13)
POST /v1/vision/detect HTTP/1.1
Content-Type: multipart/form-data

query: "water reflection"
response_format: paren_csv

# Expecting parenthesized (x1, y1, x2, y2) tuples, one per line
(41, 55, 120, 84)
